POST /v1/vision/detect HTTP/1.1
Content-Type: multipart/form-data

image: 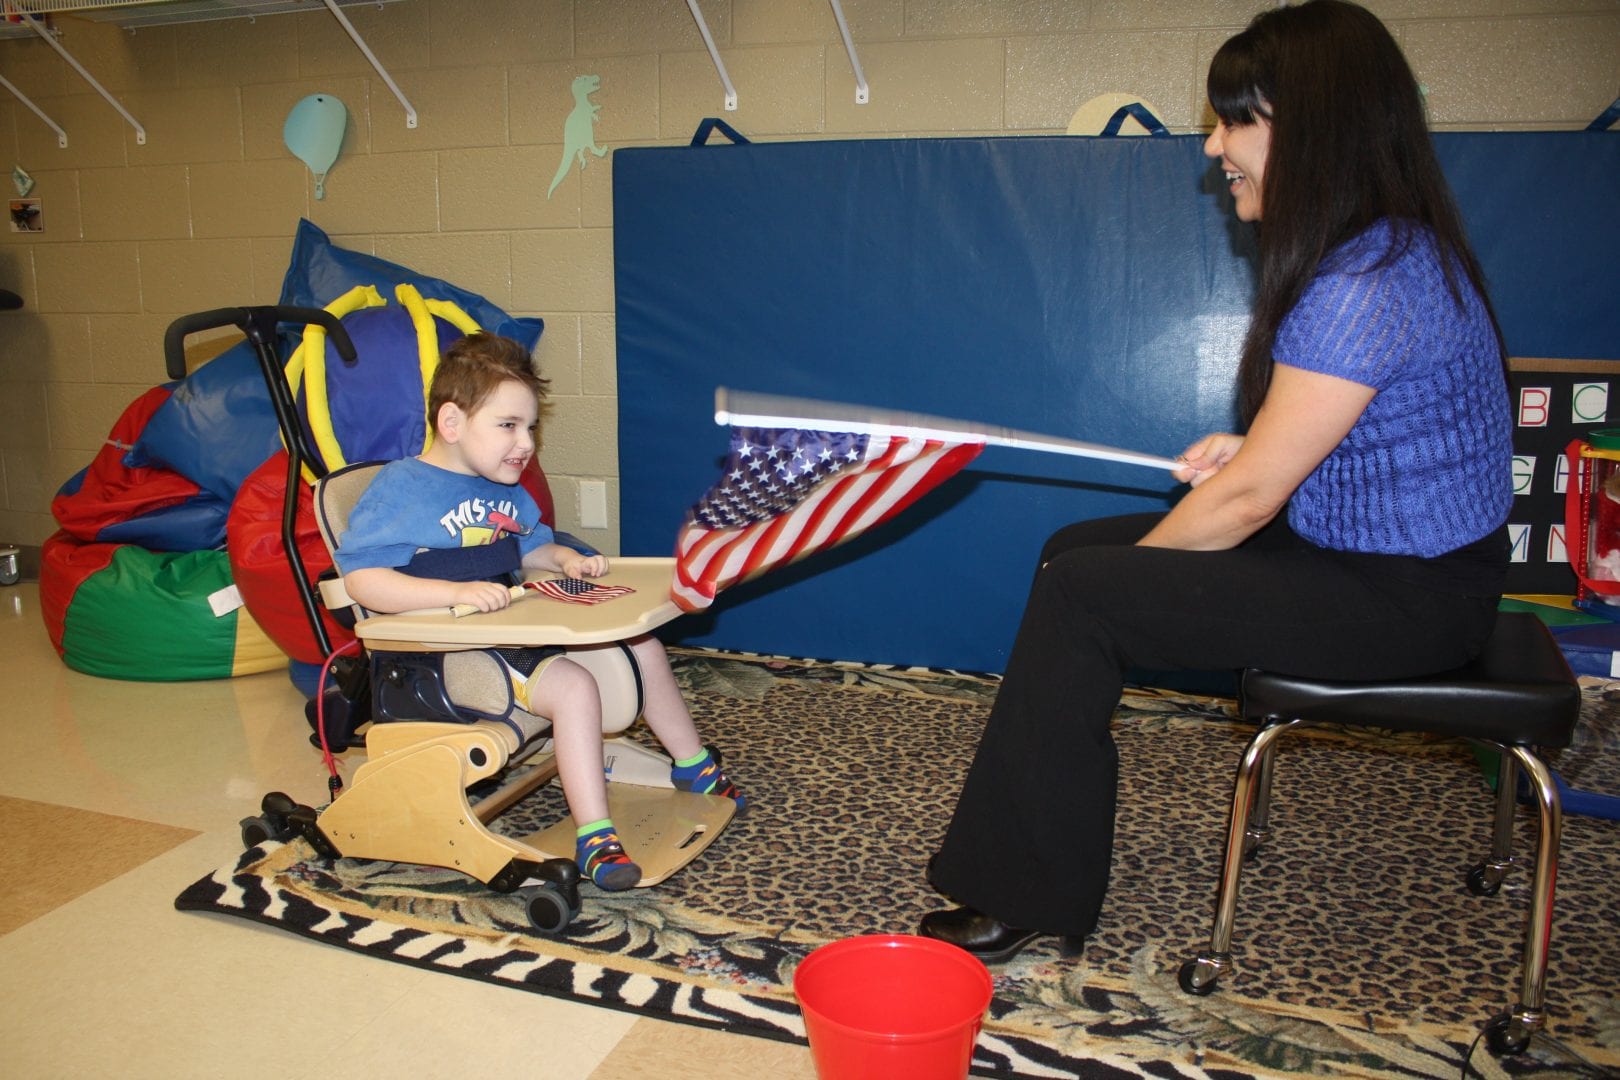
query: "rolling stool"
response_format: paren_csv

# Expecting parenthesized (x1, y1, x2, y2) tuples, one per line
(1177, 612, 1582, 1055)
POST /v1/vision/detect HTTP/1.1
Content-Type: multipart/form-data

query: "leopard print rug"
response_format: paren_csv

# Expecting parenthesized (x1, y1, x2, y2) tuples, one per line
(177, 649, 1620, 1079)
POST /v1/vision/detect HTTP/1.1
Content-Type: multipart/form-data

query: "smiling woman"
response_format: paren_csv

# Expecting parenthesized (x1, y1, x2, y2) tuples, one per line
(921, 0, 1516, 966)
(1205, 115, 1271, 223)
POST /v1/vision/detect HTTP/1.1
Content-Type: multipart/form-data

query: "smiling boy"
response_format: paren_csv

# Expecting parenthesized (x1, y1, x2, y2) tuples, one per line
(335, 332, 745, 891)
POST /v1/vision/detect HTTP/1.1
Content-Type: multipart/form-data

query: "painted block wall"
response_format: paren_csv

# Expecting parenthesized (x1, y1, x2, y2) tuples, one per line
(0, 0, 1615, 558)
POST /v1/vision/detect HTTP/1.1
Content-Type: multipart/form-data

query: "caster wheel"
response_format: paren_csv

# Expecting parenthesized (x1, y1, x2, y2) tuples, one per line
(239, 815, 276, 849)
(526, 884, 579, 934)
(261, 791, 299, 817)
(1178, 958, 1219, 996)
(0, 566, 18, 587)
(1466, 863, 1503, 897)
(531, 857, 582, 891)
(1484, 1013, 1532, 1056)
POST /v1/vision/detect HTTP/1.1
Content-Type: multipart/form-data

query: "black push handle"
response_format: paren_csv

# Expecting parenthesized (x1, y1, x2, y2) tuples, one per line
(163, 305, 357, 380)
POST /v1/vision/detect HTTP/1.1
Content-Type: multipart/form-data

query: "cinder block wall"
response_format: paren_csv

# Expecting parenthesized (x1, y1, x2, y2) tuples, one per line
(0, 0, 1615, 557)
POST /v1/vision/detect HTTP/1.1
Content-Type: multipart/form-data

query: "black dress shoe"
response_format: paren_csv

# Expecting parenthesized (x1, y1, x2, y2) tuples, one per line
(918, 906, 1044, 964)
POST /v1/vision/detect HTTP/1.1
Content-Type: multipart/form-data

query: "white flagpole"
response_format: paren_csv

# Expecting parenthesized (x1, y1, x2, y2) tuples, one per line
(714, 387, 1182, 472)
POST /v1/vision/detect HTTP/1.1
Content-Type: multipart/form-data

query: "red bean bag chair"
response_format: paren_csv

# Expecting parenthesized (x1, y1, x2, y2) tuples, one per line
(52, 386, 229, 551)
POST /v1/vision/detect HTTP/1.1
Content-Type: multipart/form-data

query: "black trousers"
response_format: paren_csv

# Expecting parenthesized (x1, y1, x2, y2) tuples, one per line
(928, 512, 1500, 936)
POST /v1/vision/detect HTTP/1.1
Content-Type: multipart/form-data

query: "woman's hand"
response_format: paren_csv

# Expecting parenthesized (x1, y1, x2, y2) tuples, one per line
(561, 553, 609, 579)
(1174, 433, 1245, 487)
(1141, 364, 1376, 551)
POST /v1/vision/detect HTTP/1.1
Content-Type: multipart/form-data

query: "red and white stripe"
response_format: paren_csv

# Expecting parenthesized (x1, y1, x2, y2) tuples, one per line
(672, 434, 983, 611)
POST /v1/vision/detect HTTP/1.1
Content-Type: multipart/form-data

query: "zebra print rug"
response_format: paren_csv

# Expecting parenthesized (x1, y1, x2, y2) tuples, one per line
(176, 649, 1620, 1079)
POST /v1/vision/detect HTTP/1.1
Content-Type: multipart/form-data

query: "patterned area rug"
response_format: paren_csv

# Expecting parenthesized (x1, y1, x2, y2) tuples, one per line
(176, 650, 1620, 1079)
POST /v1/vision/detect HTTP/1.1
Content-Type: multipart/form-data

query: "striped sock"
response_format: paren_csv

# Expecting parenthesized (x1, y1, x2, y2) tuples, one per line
(575, 819, 642, 891)
(670, 747, 748, 815)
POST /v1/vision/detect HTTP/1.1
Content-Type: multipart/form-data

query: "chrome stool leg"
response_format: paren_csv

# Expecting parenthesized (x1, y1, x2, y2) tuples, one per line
(1180, 719, 1302, 995)
(1466, 745, 1520, 897)
(1483, 747, 1562, 1056)
(1242, 740, 1279, 858)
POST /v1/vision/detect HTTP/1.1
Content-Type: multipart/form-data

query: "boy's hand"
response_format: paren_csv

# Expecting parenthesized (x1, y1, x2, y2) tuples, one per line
(561, 553, 609, 579)
(451, 580, 517, 612)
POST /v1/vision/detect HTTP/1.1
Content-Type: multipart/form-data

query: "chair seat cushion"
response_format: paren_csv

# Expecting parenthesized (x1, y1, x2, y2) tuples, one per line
(1240, 613, 1581, 747)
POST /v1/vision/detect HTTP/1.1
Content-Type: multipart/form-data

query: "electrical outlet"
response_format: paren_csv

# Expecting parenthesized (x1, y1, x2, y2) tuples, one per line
(579, 480, 608, 530)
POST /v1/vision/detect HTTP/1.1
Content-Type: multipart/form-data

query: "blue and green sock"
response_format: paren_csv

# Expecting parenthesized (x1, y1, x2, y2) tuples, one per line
(670, 746, 748, 815)
(575, 820, 642, 891)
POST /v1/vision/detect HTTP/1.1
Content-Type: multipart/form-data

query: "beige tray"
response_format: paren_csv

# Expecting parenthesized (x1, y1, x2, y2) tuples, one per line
(353, 556, 682, 648)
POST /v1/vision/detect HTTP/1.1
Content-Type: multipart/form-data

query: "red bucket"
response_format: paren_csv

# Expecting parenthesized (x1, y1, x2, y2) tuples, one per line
(793, 934, 993, 1079)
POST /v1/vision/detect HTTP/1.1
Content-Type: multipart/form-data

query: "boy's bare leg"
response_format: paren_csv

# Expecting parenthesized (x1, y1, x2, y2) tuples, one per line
(627, 634, 747, 812)
(625, 634, 704, 762)
(526, 658, 610, 825)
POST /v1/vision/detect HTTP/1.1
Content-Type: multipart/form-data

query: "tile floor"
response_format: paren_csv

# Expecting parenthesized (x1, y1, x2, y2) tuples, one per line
(0, 583, 819, 1079)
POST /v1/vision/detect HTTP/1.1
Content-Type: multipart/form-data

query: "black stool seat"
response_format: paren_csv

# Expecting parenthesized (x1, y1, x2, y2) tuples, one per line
(1241, 613, 1581, 747)
(1179, 611, 1583, 1057)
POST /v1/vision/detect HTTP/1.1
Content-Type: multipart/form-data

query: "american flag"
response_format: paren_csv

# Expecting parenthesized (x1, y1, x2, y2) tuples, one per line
(523, 578, 636, 605)
(672, 426, 984, 612)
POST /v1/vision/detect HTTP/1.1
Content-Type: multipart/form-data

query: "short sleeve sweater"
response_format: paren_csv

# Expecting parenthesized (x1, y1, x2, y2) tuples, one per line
(333, 457, 554, 575)
(1274, 220, 1511, 558)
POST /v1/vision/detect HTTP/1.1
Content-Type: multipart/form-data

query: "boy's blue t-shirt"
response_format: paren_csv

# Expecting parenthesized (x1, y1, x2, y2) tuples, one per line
(334, 456, 554, 575)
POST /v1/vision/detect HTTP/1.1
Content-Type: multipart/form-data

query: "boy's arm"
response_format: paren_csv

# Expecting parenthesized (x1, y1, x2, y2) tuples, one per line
(345, 566, 518, 614)
(521, 542, 608, 579)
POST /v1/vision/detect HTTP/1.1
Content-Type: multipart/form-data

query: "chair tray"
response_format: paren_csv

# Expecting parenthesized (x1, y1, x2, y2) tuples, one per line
(353, 557, 682, 648)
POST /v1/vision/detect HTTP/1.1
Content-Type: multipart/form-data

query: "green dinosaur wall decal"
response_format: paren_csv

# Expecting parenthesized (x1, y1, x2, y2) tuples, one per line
(548, 74, 608, 199)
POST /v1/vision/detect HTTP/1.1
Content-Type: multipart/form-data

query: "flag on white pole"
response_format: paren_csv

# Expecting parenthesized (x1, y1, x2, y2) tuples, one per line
(672, 388, 1179, 612)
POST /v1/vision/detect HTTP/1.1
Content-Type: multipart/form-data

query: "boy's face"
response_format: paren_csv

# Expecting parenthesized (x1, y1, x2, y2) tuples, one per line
(440, 378, 538, 484)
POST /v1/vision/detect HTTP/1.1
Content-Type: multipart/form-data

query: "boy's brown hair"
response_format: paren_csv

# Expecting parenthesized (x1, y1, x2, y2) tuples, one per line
(427, 332, 548, 432)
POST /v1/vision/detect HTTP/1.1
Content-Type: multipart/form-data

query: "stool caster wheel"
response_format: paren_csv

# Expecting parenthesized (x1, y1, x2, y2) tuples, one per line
(525, 883, 580, 935)
(1484, 1012, 1533, 1056)
(1466, 862, 1504, 897)
(1178, 957, 1221, 996)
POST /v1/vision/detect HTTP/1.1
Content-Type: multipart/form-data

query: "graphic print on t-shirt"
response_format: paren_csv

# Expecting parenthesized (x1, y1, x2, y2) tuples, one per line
(438, 496, 526, 547)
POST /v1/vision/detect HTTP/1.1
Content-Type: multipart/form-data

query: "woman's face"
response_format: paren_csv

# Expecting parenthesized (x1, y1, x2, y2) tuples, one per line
(1204, 114, 1271, 222)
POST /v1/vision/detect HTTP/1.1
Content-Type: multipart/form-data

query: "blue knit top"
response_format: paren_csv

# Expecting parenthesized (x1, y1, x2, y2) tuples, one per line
(1275, 220, 1511, 558)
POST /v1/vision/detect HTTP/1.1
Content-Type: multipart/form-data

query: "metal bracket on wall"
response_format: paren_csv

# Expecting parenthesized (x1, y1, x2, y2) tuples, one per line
(18, 11, 144, 144)
(829, 0, 868, 104)
(685, 0, 736, 112)
(322, 0, 415, 128)
(0, 72, 67, 147)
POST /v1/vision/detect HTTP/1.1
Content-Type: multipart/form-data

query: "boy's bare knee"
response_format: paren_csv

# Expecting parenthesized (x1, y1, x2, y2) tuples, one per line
(534, 657, 602, 714)
(625, 633, 660, 655)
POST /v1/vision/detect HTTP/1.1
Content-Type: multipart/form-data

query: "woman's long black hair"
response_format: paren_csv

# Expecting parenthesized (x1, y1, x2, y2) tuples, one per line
(1207, 0, 1505, 425)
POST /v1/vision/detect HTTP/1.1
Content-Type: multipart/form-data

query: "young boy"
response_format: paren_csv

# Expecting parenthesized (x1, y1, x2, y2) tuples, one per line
(333, 331, 745, 891)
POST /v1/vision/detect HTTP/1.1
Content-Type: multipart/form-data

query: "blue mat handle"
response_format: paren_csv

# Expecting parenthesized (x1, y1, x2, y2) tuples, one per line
(1101, 102, 1169, 137)
(1587, 93, 1620, 131)
(692, 117, 751, 146)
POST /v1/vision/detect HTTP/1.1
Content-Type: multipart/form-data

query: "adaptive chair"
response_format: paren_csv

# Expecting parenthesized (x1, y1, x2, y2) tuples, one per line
(1177, 611, 1582, 1056)
(166, 305, 735, 937)
(244, 460, 736, 934)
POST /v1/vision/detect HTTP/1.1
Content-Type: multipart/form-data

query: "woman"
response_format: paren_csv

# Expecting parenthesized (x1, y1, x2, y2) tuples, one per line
(920, 0, 1512, 962)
